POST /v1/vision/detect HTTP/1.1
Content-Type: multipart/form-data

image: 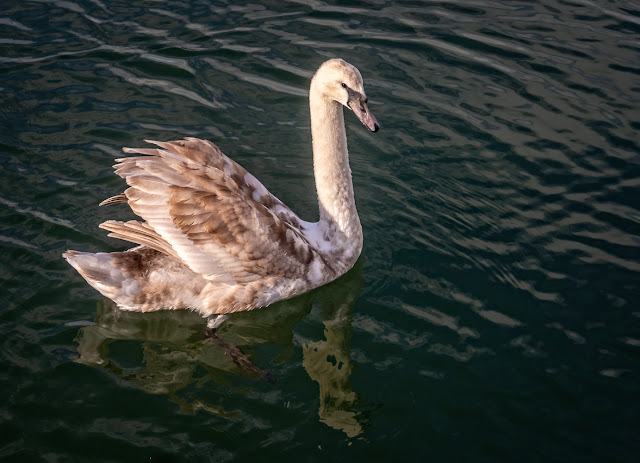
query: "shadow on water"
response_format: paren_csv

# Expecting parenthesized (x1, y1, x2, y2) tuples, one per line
(74, 259, 364, 437)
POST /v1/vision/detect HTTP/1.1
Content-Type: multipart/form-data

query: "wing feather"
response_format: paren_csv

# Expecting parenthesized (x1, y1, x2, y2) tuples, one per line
(99, 220, 180, 259)
(112, 138, 323, 285)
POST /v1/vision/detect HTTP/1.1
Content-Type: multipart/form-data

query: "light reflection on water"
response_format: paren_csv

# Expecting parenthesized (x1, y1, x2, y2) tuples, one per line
(1, 0, 639, 461)
(74, 261, 364, 436)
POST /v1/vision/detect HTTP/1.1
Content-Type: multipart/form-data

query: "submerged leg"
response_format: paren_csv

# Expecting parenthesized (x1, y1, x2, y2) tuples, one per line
(203, 314, 275, 383)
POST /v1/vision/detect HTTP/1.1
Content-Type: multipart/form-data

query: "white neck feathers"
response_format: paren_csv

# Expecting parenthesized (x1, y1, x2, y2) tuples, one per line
(309, 80, 363, 250)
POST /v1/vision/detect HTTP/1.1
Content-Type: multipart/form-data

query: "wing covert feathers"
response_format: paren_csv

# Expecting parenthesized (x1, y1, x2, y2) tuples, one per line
(110, 138, 325, 287)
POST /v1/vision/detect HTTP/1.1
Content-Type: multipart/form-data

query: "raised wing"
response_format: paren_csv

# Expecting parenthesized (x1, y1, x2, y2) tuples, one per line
(106, 138, 319, 285)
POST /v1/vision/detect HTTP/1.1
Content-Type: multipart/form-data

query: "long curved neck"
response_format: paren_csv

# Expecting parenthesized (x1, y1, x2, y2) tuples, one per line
(309, 84, 362, 248)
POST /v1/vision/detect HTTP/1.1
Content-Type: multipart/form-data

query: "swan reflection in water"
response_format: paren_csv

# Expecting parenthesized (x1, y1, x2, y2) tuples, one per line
(74, 260, 364, 437)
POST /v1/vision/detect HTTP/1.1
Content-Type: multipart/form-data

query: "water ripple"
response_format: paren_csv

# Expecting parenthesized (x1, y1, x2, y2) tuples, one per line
(1, 0, 640, 460)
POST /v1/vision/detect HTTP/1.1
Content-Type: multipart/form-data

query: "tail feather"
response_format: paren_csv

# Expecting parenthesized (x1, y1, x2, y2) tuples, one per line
(64, 250, 141, 307)
(63, 247, 207, 312)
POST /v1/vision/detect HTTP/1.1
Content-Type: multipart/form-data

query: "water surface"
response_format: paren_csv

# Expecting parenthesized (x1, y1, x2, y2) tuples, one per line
(1, 1, 639, 461)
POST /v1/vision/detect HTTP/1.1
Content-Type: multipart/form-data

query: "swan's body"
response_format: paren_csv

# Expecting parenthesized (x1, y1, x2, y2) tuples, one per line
(64, 59, 378, 323)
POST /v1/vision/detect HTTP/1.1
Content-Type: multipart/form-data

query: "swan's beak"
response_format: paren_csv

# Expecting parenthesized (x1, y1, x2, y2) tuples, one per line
(348, 97, 379, 132)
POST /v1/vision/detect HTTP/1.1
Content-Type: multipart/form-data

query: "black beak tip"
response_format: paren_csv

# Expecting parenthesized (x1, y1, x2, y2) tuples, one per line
(372, 123, 380, 132)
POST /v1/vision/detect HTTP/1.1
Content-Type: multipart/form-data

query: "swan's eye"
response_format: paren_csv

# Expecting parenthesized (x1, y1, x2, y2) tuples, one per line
(341, 83, 347, 89)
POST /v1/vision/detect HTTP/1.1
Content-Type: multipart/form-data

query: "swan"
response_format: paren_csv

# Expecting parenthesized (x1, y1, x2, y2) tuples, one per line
(64, 58, 379, 330)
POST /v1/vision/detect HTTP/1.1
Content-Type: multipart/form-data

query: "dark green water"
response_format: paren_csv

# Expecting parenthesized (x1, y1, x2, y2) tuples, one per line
(1, 0, 639, 461)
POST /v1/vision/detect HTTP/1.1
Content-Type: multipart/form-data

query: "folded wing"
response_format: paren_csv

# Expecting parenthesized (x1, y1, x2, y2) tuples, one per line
(104, 138, 318, 286)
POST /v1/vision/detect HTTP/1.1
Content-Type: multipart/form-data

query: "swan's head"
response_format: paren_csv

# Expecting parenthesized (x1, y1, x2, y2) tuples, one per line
(312, 58, 380, 132)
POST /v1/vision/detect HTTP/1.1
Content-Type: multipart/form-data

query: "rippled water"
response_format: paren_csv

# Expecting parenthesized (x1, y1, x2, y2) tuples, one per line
(1, 0, 639, 461)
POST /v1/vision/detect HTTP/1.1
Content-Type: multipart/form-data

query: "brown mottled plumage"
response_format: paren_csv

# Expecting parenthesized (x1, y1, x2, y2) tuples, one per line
(64, 58, 379, 324)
